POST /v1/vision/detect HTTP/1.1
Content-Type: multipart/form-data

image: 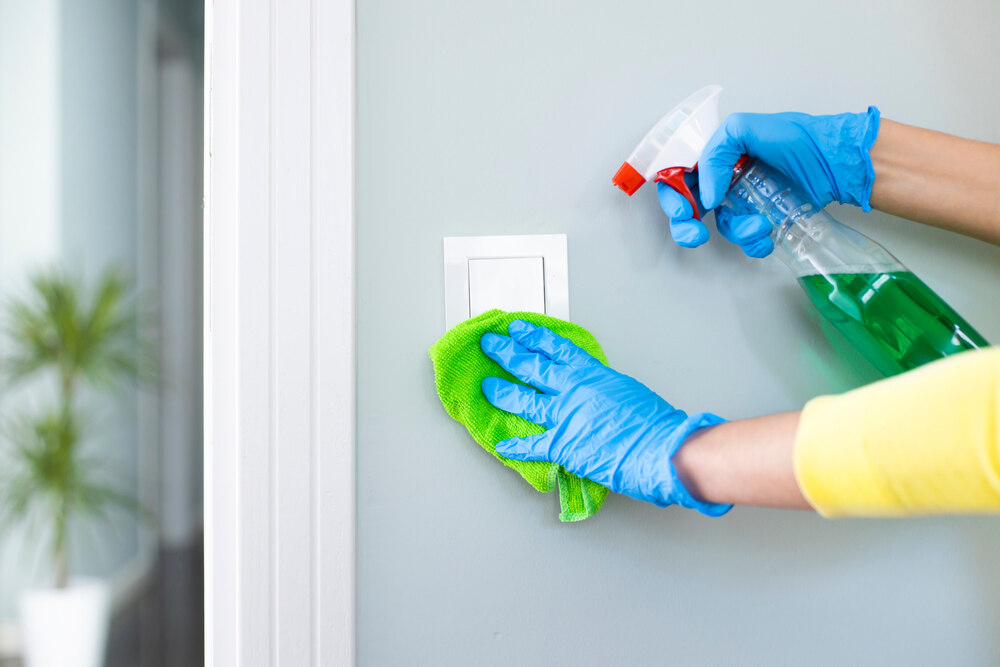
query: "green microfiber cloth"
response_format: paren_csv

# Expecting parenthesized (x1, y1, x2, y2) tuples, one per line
(429, 309, 609, 522)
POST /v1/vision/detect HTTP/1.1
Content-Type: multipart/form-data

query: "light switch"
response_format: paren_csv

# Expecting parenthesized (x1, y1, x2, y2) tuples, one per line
(443, 234, 568, 329)
(468, 257, 545, 318)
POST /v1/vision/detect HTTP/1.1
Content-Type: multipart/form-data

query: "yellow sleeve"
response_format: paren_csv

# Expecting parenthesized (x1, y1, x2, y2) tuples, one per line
(794, 347, 1000, 517)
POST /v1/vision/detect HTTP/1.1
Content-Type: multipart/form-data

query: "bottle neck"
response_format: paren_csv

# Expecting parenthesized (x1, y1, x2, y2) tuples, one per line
(724, 160, 906, 277)
(729, 154, 752, 187)
(729, 160, 818, 234)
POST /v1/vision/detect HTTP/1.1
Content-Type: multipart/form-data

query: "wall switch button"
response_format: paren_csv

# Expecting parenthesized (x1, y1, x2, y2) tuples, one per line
(443, 234, 568, 329)
(468, 257, 545, 318)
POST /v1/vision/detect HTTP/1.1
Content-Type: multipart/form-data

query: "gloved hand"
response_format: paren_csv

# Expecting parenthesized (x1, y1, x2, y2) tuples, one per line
(658, 106, 881, 259)
(657, 171, 774, 258)
(480, 319, 731, 516)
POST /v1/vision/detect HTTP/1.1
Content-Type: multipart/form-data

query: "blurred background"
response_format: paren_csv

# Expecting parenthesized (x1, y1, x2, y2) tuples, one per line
(0, 0, 204, 665)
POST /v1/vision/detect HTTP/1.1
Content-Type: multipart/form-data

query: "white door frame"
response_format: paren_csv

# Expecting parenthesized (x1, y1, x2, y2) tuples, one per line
(204, 1, 356, 665)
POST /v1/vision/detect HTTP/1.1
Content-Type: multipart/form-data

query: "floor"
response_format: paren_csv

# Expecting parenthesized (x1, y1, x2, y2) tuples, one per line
(1, 538, 203, 667)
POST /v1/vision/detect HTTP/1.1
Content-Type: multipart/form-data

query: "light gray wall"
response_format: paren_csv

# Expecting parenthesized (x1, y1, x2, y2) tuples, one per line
(356, 1, 1000, 665)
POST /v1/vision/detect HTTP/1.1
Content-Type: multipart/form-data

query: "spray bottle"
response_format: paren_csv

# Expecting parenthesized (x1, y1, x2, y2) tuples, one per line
(613, 85, 988, 376)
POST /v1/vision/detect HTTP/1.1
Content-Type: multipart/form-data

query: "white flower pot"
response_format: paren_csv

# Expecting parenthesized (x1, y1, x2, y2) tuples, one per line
(18, 578, 111, 667)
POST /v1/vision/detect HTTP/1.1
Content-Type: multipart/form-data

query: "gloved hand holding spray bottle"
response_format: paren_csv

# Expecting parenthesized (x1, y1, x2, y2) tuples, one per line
(613, 85, 988, 376)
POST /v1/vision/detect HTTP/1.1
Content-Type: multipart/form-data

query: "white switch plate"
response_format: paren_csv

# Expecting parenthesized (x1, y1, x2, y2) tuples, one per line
(443, 234, 569, 329)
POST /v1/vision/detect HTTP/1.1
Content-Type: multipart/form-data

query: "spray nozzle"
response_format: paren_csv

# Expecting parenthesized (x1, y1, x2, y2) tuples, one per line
(613, 84, 723, 197)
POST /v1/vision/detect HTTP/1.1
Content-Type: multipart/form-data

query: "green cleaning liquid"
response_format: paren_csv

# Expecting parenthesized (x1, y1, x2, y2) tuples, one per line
(723, 160, 990, 376)
(797, 271, 989, 376)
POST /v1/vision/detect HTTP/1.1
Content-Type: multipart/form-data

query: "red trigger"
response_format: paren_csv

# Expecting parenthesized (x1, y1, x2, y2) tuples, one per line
(654, 165, 701, 222)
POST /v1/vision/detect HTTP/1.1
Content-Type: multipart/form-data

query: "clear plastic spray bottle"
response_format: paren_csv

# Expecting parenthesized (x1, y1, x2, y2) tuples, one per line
(721, 159, 987, 375)
(614, 85, 989, 376)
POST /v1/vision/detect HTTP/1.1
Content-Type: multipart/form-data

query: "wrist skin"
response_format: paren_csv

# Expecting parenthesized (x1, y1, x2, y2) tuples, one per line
(671, 411, 812, 511)
(869, 118, 1000, 245)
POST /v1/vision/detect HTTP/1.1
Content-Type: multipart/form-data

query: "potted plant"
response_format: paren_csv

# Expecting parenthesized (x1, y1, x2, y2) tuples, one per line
(0, 268, 149, 667)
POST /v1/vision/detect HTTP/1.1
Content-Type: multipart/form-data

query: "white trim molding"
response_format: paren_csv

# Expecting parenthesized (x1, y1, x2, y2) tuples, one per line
(204, 1, 356, 665)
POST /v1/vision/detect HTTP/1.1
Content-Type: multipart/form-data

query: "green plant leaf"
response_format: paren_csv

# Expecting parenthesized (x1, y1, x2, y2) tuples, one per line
(2, 266, 149, 392)
(0, 265, 157, 579)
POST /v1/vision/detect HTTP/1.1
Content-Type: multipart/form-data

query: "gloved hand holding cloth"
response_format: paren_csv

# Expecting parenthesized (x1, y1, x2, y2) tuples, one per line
(481, 319, 731, 516)
(658, 107, 881, 258)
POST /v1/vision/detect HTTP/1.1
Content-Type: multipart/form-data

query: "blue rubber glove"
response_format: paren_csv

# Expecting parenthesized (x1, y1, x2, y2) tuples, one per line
(657, 172, 774, 258)
(658, 106, 881, 259)
(480, 319, 731, 516)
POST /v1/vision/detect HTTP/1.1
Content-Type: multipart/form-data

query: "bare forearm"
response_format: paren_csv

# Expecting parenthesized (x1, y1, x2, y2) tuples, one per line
(672, 411, 811, 510)
(869, 119, 1000, 244)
